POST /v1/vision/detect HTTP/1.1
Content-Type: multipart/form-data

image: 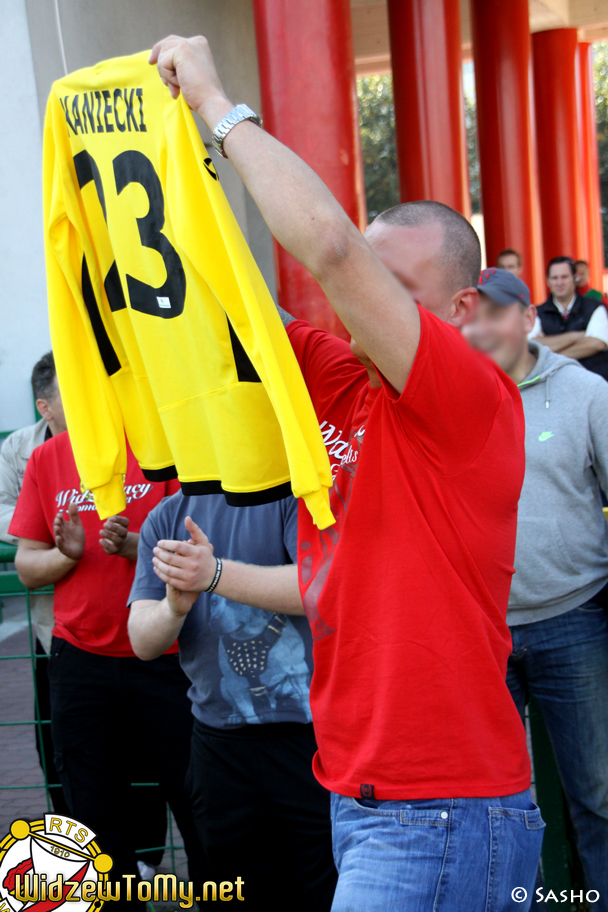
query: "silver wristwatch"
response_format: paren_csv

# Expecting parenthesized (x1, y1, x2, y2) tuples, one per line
(212, 104, 262, 158)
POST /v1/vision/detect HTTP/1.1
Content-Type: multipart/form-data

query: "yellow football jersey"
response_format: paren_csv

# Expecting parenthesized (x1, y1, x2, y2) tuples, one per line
(43, 51, 333, 528)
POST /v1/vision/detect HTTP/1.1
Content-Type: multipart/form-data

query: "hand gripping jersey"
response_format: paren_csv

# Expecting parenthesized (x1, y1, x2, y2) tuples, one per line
(43, 51, 333, 527)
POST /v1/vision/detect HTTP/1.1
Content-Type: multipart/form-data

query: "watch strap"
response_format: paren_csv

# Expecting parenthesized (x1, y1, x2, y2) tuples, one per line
(212, 104, 262, 158)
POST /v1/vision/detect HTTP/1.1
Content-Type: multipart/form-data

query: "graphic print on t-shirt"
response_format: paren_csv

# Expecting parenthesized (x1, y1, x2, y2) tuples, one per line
(319, 422, 350, 479)
(55, 482, 155, 512)
(301, 412, 372, 644)
(210, 598, 311, 724)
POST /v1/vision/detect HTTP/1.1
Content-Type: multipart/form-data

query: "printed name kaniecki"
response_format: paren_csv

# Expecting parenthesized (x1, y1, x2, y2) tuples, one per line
(59, 88, 148, 136)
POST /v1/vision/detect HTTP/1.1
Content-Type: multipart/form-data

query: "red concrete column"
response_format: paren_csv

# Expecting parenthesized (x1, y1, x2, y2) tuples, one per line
(532, 29, 588, 269)
(252, 0, 366, 338)
(387, 0, 470, 216)
(578, 42, 605, 288)
(470, 0, 545, 302)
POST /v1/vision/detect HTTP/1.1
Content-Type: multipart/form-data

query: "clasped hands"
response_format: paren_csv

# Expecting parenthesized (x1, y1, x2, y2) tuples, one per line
(54, 502, 134, 562)
(153, 516, 218, 617)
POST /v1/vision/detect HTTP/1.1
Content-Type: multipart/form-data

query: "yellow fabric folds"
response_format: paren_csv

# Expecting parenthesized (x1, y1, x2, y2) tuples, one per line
(43, 51, 333, 528)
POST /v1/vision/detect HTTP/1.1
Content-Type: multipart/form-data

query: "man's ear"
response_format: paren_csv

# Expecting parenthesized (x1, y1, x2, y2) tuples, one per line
(523, 303, 537, 334)
(36, 398, 52, 422)
(449, 287, 478, 329)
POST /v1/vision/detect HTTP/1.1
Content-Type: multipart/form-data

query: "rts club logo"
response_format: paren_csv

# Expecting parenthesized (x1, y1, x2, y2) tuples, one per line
(0, 815, 113, 912)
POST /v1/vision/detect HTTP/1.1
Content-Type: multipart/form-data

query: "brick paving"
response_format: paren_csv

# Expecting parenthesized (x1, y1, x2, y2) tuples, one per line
(0, 596, 189, 890)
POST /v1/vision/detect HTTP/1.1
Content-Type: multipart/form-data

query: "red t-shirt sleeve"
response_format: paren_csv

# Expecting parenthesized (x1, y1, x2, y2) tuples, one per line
(286, 320, 367, 416)
(8, 451, 54, 545)
(385, 307, 510, 475)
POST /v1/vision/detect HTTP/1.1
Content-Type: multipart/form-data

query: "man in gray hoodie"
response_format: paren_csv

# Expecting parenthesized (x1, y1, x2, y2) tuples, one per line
(465, 267, 608, 909)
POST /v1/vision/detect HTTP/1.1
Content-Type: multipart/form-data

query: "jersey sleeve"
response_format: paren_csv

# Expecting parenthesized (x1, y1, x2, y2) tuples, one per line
(44, 93, 128, 521)
(384, 307, 507, 475)
(8, 453, 54, 546)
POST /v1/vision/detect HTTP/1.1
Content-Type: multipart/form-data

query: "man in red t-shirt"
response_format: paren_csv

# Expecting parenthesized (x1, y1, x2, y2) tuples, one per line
(10, 431, 206, 906)
(147, 36, 544, 910)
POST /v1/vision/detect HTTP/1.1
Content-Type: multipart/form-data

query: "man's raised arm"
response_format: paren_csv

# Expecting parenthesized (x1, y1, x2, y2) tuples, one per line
(149, 35, 420, 394)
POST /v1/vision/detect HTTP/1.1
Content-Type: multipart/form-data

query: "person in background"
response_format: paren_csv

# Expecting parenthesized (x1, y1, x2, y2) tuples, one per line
(464, 268, 608, 911)
(574, 259, 606, 303)
(496, 248, 523, 276)
(128, 493, 336, 912)
(0, 353, 167, 876)
(531, 256, 608, 379)
(10, 428, 206, 910)
(0, 352, 68, 812)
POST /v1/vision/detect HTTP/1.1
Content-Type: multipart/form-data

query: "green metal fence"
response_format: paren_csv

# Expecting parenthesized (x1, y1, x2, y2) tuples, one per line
(0, 541, 186, 898)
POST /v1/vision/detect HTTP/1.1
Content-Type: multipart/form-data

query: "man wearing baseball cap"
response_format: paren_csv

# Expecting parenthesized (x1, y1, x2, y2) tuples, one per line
(465, 268, 608, 909)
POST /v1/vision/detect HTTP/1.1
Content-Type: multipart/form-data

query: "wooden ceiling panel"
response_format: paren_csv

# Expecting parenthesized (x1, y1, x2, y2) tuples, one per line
(352, 0, 608, 76)
(351, 1, 390, 74)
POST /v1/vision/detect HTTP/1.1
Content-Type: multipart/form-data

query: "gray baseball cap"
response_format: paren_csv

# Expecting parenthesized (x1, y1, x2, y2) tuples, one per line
(477, 267, 531, 307)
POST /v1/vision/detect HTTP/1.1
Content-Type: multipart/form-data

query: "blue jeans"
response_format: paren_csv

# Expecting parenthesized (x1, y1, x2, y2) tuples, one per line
(330, 789, 544, 911)
(507, 600, 608, 910)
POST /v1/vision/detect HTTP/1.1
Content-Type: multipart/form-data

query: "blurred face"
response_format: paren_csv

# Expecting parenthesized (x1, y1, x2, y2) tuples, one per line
(547, 263, 576, 303)
(351, 220, 478, 370)
(496, 253, 522, 276)
(364, 221, 454, 319)
(463, 293, 537, 376)
(575, 263, 590, 286)
(351, 221, 453, 371)
(36, 376, 67, 435)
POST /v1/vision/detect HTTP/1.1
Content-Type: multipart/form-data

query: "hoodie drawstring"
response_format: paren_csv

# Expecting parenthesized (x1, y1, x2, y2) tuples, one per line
(545, 374, 550, 409)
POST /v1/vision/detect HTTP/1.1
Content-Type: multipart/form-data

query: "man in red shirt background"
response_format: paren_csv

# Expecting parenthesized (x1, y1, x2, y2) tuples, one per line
(10, 431, 206, 909)
(146, 35, 545, 911)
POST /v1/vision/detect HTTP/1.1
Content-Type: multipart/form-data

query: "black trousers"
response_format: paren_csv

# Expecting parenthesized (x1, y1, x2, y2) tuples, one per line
(188, 718, 337, 912)
(38, 638, 167, 864)
(48, 638, 208, 906)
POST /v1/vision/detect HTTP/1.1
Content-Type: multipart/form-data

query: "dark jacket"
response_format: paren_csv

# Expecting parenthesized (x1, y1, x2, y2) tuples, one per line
(536, 293, 608, 380)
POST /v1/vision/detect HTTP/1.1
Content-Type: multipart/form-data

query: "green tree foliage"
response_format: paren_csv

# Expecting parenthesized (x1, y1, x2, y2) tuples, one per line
(357, 73, 481, 220)
(465, 92, 481, 215)
(593, 42, 608, 264)
(357, 75, 399, 220)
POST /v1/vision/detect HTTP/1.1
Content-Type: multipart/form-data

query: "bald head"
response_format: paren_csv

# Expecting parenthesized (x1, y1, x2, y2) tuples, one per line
(369, 201, 481, 290)
(364, 201, 481, 323)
